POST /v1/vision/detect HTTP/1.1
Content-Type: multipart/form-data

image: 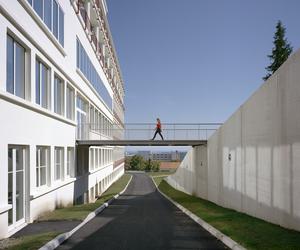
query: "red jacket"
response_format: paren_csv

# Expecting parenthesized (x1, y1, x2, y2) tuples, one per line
(156, 122, 161, 129)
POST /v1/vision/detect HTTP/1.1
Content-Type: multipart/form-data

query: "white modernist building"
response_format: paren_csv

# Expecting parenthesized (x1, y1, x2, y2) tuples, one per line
(0, 0, 125, 238)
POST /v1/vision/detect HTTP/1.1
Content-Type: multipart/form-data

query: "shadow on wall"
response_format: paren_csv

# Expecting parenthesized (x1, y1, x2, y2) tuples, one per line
(168, 49, 300, 232)
(73, 146, 89, 204)
(167, 141, 300, 231)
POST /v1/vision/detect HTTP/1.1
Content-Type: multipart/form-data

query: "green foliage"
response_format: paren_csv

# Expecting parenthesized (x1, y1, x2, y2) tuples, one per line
(128, 156, 160, 172)
(129, 155, 145, 170)
(151, 161, 160, 172)
(38, 174, 131, 221)
(157, 179, 300, 250)
(125, 157, 131, 170)
(7, 232, 59, 250)
(263, 20, 292, 81)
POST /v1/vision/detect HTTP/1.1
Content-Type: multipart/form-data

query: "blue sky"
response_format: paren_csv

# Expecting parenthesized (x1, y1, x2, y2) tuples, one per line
(107, 0, 300, 127)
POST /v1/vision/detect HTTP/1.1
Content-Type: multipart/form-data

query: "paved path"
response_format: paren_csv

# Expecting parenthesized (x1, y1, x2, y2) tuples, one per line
(58, 173, 227, 250)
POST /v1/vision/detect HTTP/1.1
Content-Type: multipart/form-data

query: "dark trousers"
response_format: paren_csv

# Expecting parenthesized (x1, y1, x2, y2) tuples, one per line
(152, 128, 164, 140)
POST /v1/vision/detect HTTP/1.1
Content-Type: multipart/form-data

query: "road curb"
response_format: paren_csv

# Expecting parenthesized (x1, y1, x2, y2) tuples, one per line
(151, 176, 246, 250)
(39, 175, 133, 250)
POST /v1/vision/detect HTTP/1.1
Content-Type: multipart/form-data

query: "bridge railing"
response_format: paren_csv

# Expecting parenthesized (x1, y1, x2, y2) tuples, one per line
(76, 123, 222, 141)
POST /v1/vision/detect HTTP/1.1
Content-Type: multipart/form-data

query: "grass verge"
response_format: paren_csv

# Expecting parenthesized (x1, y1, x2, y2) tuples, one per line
(147, 170, 176, 177)
(38, 173, 131, 221)
(3, 174, 132, 250)
(2, 232, 59, 250)
(155, 177, 300, 250)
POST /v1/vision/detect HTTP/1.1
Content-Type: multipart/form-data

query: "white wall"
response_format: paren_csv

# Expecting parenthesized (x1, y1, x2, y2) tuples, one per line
(0, 0, 124, 238)
(167, 48, 300, 231)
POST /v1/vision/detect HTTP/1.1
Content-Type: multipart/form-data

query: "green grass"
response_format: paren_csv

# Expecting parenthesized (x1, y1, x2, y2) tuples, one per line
(5, 232, 59, 250)
(156, 178, 300, 250)
(38, 174, 131, 221)
(152, 176, 165, 186)
(147, 170, 176, 177)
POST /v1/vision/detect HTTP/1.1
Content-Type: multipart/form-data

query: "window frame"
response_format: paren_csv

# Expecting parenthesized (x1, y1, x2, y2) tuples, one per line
(6, 34, 28, 100)
(26, 0, 65, 47)
(66, 147, 74, 178)
(66, 84, 75, 120)
(54, 74, 65, 116)
(35, 58, 50, 109)
(54, 147, 64, 181)
(36, 146, 50, 188)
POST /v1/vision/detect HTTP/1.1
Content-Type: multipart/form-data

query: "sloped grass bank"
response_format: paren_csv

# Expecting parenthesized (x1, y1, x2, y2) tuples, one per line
(38, 174, 131, 221)
(156, 178, 300, 250)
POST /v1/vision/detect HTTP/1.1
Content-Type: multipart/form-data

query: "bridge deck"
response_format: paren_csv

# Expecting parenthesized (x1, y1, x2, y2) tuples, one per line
(76, 139, 207, 146)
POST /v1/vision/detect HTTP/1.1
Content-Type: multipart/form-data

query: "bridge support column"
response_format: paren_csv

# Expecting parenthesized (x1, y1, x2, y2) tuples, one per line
(192, 145, 208, 199)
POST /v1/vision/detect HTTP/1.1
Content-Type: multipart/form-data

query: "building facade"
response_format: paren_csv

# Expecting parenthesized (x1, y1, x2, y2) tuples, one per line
(0, 0, 125, 238)
(136, 151, 182, 162)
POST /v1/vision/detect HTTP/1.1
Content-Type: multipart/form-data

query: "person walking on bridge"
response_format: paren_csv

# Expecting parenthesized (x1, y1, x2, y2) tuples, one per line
(152, 118, 164, 140)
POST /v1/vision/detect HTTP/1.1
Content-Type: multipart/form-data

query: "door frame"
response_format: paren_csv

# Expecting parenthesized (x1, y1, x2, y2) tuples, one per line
(7, 145, 30, 233)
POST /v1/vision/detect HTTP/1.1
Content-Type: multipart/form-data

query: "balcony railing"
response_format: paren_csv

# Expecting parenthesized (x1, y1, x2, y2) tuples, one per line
(73, 0, 126, 111)
(76, 123, 222, 141)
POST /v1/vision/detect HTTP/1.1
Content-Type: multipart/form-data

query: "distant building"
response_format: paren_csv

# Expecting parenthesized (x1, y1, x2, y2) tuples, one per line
(137, 151, 151, 161)
(134, 150, 185, 162)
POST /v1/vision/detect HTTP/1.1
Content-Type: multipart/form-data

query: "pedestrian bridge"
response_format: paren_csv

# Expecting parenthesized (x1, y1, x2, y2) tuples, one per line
(76, 139, 207, 147)
(76, 123, 221, 146)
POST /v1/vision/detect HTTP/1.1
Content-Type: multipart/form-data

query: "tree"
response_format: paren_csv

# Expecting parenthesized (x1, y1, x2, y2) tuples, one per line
(129, 155, 145, 170)
(151, 161, 160, 172)
(263, 21, 292, 81)
(125, 157, 131, 170)
(145, 159, 152, 171)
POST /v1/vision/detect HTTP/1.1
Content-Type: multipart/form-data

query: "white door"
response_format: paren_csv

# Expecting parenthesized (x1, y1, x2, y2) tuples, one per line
(8, 146, 26, 229)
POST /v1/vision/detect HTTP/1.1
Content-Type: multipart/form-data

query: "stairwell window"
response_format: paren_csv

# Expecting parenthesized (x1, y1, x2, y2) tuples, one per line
(6, 35, 27, 99)
(54, 75, 65, 116)
(36, 59, 50, 109)
(27, 0, 64, 46)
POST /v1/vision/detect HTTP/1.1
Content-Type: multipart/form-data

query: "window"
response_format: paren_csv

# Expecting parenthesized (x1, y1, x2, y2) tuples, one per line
(76, 95, 88, 139)
(90, 106, 95, 130)
(95, 110, 99, 132)
(59, 6, 64, 45)
(36, 59, 50, 108)
(6, 35, 26, 99)
(54, 75, 64, 115)
(54, 147, 64, 181)
(33, 0, 43, 19)
(66, 84, 75, 120)
(76, 39, 112, 109)
(67, 147, 74, 177)
(90, 148, 94, 171)
(95, 148, 99, 169)
(44, 0, 52, 30)
(27, 0, 64, 46)
(36, 147, 49, 187)
(53, 0, 58, 39)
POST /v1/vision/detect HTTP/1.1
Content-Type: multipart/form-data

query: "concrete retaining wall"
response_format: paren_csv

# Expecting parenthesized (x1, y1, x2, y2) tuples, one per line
(167, 48, 300, 231)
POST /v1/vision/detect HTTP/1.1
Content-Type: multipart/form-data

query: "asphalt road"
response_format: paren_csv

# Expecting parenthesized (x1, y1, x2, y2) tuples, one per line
(58, 173, 227, 250)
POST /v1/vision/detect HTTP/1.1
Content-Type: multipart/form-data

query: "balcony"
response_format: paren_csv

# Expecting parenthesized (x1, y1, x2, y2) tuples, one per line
(72, 0, 125, 109)
(76, 123, 117, 140)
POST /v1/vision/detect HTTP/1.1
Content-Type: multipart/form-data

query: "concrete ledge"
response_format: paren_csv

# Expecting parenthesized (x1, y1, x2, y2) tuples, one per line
(38, 175, 133, 250)
(151, 177, 246, 250)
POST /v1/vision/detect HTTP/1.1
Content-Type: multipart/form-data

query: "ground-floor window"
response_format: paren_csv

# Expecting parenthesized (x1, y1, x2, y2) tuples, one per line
(54, 147, 64, 181)
(36, 146, 50, 187)
(67, 147, 74, 177)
